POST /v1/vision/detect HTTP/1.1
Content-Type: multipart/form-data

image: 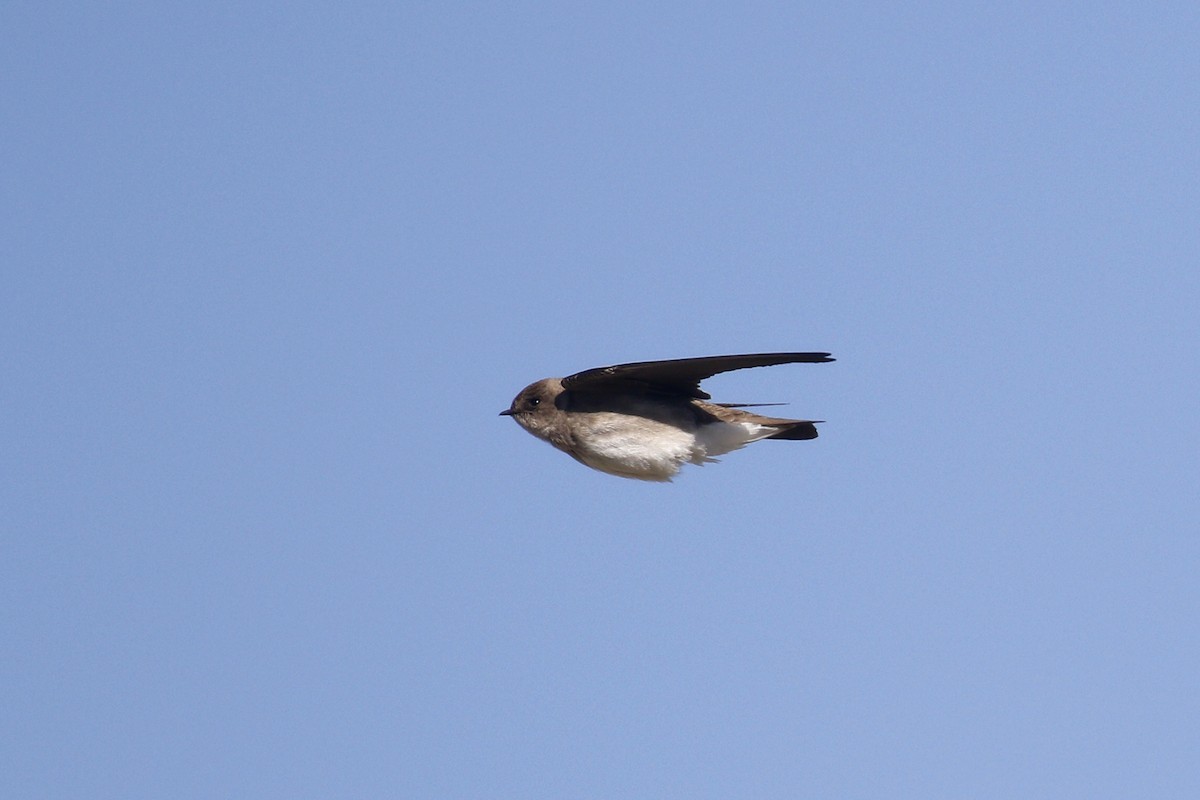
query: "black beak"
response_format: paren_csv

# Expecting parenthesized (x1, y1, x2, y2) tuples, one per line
(498, 409, 514, 416)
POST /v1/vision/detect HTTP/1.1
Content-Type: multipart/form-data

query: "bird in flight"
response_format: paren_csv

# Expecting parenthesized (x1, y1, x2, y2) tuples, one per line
(500, 352, 833, 481)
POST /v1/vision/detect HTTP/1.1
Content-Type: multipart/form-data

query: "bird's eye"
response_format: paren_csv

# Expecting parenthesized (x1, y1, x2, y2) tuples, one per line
(528, 397, 541, 407)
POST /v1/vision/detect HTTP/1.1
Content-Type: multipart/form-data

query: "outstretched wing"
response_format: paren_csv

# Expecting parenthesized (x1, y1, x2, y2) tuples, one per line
(562, 352, 834, 400)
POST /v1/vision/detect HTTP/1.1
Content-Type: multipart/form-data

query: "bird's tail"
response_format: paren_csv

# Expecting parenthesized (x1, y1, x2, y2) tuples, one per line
(766, 421, 821, 440)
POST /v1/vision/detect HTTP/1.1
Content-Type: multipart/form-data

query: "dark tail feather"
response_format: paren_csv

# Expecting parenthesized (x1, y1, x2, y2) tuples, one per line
(767, 421, 821, 441)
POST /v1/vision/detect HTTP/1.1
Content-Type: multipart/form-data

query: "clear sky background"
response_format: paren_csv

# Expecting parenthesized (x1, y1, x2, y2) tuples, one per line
(4, 3, 1199, 798)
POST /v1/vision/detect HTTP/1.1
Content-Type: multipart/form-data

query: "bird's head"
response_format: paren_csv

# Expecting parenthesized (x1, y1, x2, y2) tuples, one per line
(499, 379, 565, 439)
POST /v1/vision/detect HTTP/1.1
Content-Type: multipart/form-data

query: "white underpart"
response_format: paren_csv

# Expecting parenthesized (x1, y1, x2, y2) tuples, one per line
(696, 420, 779, 457)
(573, 416, 778, 481)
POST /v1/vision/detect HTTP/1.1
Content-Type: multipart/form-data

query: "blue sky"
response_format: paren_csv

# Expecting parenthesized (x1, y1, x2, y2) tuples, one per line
(4, 3, 1199, 797)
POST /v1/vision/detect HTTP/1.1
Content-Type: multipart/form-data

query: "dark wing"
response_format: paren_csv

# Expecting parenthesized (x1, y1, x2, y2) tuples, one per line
(561, 352, 833, 400)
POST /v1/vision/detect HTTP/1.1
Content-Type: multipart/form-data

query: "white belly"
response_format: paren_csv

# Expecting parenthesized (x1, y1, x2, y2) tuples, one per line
(572, 415, 776, 481)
